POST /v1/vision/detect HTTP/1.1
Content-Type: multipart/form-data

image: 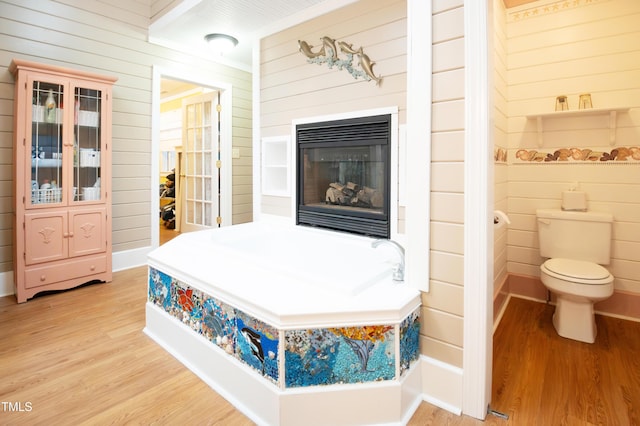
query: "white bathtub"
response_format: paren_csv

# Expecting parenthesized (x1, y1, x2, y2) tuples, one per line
(145, 219, 422, 425)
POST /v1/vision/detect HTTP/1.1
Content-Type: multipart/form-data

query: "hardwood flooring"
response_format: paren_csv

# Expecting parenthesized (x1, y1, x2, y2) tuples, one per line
(490, 297, 640, 426)
(0, 269, 638, 425)
(159, 223, 179, 245)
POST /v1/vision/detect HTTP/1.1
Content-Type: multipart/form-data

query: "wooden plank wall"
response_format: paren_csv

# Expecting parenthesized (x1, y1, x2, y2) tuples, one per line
(0, 0, 253, 270)
(421, 0, 465, 368)
(493, 0, 510, 311)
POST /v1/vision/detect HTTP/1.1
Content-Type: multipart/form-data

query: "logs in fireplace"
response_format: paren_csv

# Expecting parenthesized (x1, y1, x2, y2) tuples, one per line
(325, 182, 383, 209)
(296, 114, 390, 238)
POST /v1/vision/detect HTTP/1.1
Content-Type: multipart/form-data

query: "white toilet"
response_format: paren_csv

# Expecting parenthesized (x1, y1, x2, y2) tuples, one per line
(536, 209, 614, 343)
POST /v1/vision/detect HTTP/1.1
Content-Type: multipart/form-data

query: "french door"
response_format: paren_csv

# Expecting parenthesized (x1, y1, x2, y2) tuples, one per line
(179, 92, 220, 233)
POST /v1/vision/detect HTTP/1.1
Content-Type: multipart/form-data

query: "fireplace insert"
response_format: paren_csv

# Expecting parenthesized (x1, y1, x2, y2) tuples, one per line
(296, 114, 390, 238)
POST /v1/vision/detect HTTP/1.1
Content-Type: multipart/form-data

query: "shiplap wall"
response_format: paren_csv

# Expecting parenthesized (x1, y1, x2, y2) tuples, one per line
(506, 0, 640, 296)
(420, 0, 465, 369)
(493, 0, 509, 299)
(259, 0, 407, 217)
(0, 0, 252, 271)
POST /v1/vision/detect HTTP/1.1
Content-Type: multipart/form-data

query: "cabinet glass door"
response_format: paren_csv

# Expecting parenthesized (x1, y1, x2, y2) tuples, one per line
(31, 81, 64, 205)
(73, 87, 102, 202)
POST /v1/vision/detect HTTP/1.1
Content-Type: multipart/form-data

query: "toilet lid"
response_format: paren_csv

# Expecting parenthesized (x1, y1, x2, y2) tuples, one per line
(544, 258, 611, 281)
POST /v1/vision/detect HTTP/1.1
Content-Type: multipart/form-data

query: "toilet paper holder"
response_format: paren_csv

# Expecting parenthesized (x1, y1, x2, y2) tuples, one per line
(493, 210, 511, 226)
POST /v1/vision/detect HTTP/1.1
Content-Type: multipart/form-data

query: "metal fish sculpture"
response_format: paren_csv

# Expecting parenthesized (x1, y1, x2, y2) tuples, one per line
(357, 51, 382, 85)
(338, 41, 361, 55)
(321, 36, 338, 60)
(298, 40, 324, 58)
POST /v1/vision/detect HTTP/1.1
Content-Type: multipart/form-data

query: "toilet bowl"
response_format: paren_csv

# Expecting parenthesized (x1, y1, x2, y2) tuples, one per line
(540, 258, 614, 343)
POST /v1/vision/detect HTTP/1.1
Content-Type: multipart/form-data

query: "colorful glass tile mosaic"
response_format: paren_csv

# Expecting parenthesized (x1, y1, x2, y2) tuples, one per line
(235, 310, 279, 383)
(148, 267, 419, 390)
(148, 267, 172, 312)
(399, 308, 421, 375)
(201, 295, 236, 355)
(284, 325, 396, 387)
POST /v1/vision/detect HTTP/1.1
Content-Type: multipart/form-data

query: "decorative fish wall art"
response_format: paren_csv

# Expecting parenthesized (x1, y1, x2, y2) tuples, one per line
(298, 36, 383, 85)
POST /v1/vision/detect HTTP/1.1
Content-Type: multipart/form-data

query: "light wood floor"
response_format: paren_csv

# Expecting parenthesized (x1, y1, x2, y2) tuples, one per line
(490, 297, 640, 426)
(1, 268, 638, 425)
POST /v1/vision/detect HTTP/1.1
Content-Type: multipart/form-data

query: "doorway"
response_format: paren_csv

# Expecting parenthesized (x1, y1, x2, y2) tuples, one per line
(153, 71, 233, 247)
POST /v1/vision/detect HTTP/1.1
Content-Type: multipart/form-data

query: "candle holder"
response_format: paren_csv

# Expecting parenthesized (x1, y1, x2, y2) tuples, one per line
(555, 95, 569, 111)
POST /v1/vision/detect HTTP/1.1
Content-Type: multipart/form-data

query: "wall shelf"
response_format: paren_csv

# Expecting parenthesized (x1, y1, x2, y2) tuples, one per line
(526, 107, 630, 147)
(261, 136, 290, 196)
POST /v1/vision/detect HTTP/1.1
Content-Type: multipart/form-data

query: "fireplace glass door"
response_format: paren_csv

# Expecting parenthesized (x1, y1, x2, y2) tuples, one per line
(297, 114, 390, 238)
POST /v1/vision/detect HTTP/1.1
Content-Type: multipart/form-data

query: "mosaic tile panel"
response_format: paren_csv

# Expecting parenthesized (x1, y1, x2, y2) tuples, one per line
(148, 268, 280, 384)
(148, 267, 418, 389)
(201, 296, 236, 355)
(235, 310, 280, 384)
(399, 308, 420, 375)
(284, 325, 395, 387)
(171, 280, 203, 333)
(148, 267, 173, 312)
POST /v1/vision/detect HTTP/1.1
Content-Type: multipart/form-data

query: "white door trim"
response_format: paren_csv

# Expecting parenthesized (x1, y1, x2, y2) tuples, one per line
(462, 0, 493, 419)
(151, 66, 233, 248)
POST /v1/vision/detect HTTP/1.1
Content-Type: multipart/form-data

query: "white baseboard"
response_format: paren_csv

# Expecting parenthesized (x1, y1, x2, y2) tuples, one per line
(0, 271, 14, 298)
(420, 355, 463, 415)
(112, 246, 152, 271)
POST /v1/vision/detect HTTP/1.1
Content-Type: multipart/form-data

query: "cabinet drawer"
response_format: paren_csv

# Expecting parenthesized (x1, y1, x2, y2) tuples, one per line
(24, 255, 107, 289)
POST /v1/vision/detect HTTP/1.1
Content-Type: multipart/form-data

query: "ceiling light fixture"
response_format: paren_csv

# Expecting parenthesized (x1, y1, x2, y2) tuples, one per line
(204, 33, 238, 55)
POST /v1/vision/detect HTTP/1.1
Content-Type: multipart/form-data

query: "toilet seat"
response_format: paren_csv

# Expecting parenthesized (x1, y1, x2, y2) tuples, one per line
(542, 258, 612, 285)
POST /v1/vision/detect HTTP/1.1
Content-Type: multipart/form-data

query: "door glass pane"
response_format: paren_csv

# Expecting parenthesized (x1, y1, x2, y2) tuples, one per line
(195, 201, 202, 224)
(31, 81, 63, 205)
(195, 177, 203, 200)
(195, 153, 202, 175)
(74, 87, 102, 202)
(186, 175, 194, 199)
(186, 104, 195, 127)
(204, 203, 212, 226)
(204, 177, 212, 201)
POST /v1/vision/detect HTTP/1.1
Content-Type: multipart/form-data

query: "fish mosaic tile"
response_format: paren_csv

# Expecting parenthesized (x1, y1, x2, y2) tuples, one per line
(235, 310, 279, 383)
(285, 325, 395, 387)
(171, 281, 203, 333)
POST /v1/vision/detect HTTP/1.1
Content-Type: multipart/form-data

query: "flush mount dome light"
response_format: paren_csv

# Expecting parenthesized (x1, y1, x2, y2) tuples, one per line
(204, 33, 238, 54)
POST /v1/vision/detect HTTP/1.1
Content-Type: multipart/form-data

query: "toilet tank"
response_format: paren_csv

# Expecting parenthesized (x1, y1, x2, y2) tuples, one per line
(536, 209, 613, 264)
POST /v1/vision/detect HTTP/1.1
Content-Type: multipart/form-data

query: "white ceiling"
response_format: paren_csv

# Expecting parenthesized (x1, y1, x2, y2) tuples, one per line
(155, 0, 541, 95)
(150, 0, 337, 71)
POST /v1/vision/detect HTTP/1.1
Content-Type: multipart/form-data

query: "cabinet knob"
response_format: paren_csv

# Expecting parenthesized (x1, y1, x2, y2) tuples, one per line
(90, 265, 95, 271)
(40, 275, 46, 281)
(63, 232, 69, 238)
(68, 232, 74, 238)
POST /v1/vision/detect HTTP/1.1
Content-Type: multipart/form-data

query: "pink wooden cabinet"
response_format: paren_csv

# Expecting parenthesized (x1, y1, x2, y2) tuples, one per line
(10, 59, 117, 303)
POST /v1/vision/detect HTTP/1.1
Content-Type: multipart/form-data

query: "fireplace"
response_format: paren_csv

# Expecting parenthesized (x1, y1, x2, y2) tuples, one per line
(296, 114, 390, 238)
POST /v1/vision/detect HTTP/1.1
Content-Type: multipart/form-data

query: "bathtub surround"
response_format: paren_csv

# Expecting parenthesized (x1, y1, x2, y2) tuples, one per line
(145, 221, 422, 425)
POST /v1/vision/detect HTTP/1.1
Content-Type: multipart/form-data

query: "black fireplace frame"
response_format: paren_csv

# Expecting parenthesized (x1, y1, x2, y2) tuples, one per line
(296, 114, 391, 238)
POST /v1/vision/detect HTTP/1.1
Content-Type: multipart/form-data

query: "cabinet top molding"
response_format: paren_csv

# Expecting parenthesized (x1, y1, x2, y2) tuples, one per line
(9, 59, 118, 84)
